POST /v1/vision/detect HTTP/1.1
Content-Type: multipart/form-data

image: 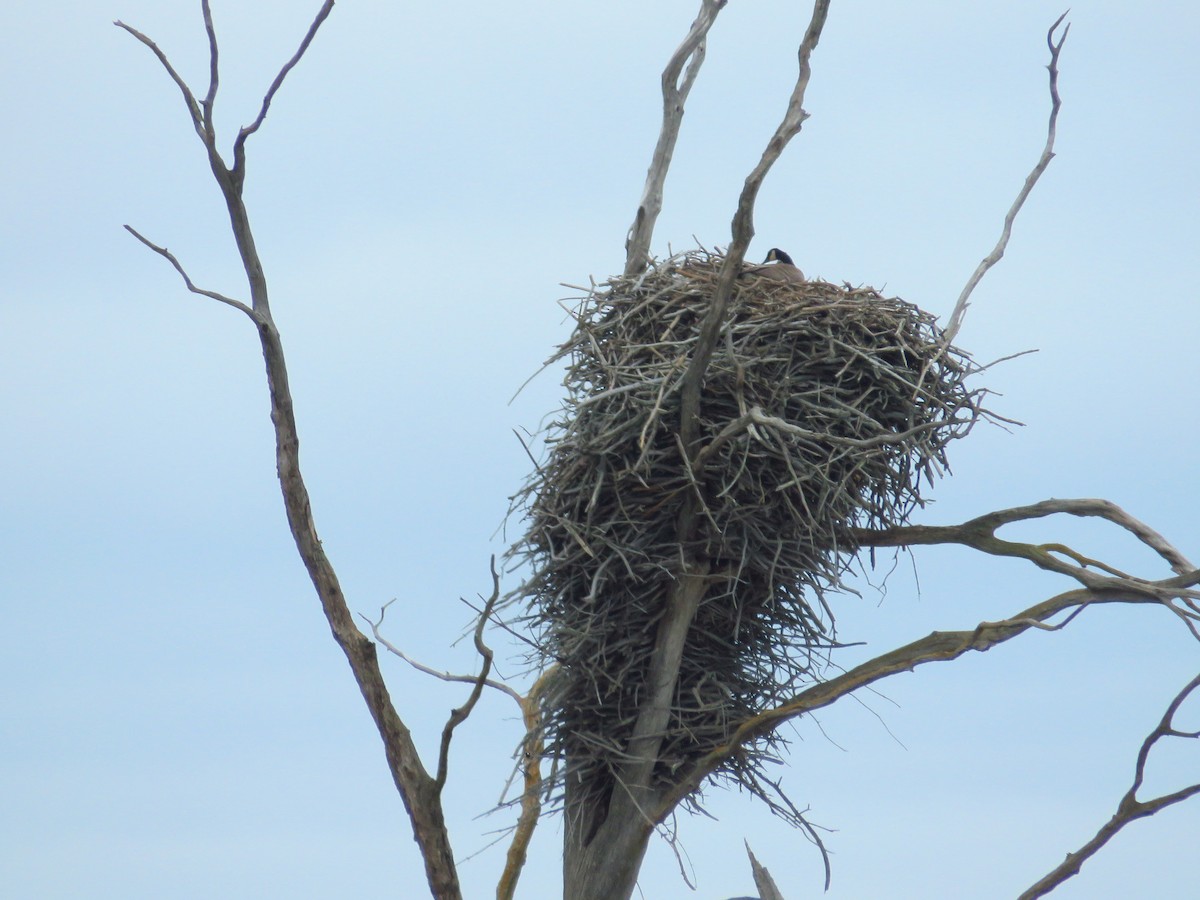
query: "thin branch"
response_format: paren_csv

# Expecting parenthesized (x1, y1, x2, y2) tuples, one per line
(122, 225, 256, 319)
(656, 496, 1200, 817)
(942, 12, 1070, 345)
(363, 582, 552, 900)
(113, 20, 204, 139)
(435, 559, 502, 792)
(361, 600, 522, 706)
(657, 583, 1191, 818)
(1018, 673, 1200, 899)
(852, 498, 1199, 585)
(624, 0, 727, 276)
(232, 0, 337, 180)
(200, 0, 220, 142)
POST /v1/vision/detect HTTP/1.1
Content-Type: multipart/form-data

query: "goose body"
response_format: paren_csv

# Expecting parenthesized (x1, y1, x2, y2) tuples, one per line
(742, 248, 805, 283)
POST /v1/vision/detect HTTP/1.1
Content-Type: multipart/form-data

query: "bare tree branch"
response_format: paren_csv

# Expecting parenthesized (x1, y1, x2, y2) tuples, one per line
(121, 7, 464, 897)
(624, 0, 727, 276)
(113, 20, 204, 140)
(363, 583, 554, 900)
(434, 560, 502, 792)
(942, 12, 1070, 345)
(657, 497, 1200, 819)
(122, 225, 256, 319)
(1018, 673, 1200, 899)
(659, 584, 1193, 819)
(363, 599, 522, 705)
(232, 0, 337, 182)
(200, 0, 219, 143)
(851, 498, 1200, 589)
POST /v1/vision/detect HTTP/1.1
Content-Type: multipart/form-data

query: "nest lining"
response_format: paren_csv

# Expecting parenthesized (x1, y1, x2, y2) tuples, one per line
(508, 248, 989, 819)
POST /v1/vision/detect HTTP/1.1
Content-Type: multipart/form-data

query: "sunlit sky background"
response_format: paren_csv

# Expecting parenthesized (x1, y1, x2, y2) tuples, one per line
(3, 1, 1198, 898)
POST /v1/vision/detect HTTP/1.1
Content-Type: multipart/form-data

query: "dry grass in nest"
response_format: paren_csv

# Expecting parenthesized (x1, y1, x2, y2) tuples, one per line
(507, 248, 991, 819)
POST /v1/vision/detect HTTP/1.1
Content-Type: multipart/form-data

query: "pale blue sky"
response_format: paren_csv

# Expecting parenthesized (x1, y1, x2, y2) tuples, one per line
(3, 2, 1198, 898)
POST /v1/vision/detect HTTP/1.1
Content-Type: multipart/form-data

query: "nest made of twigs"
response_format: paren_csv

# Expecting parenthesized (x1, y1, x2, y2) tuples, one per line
(507, 248, 989, 820)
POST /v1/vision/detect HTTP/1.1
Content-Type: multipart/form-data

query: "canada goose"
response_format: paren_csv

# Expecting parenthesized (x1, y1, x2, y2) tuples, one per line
(742, 248, 805, 283)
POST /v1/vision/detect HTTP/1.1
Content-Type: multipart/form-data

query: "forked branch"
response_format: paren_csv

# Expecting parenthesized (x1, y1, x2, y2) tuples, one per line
(1019, 673, 1200, 899)
(364, 576, 554, 900)
(364, 598, 522, 705)
(624, 0, 727, 277)
(120, 5, 464, 897)
(657, 498, 1200, 818)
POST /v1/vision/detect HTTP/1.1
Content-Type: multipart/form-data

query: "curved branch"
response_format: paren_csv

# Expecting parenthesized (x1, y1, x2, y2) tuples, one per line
(657, 498, 1199, 820)
(624, 0, 727, 276)
(363, 586, 553, 900)
(657, 584, 1191, 819)
(852, 498, 1199, 587)
(122, 225, 256, 319)
(497, 667, 556, 900)
(1019, 673, 1200, 899)
(434, 560, 501, 792)
(232, 0, 337, 182)
(114, 20, 204, 140)
(363, 600, 522, 705)
(942, 12, 1070, 345)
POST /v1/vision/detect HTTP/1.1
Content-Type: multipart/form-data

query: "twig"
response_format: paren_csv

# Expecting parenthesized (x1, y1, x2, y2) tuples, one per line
(1018, 673, 1200, 899)
(232, 0, 337, 181)
(122, 225, 256, 319)
(942, 12, 1070, 345)
(696, 405, 977, 470)
(435, 559, 502, 791)
(113, 20, 204, 139)
(361, 600, 521, 705)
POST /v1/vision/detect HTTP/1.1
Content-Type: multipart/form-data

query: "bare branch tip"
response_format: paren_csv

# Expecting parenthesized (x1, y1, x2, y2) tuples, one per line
(1049, 11, 1071, 50)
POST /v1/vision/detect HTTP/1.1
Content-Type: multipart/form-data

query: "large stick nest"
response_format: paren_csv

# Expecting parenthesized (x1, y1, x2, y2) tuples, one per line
(508, 248, 990, 818)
